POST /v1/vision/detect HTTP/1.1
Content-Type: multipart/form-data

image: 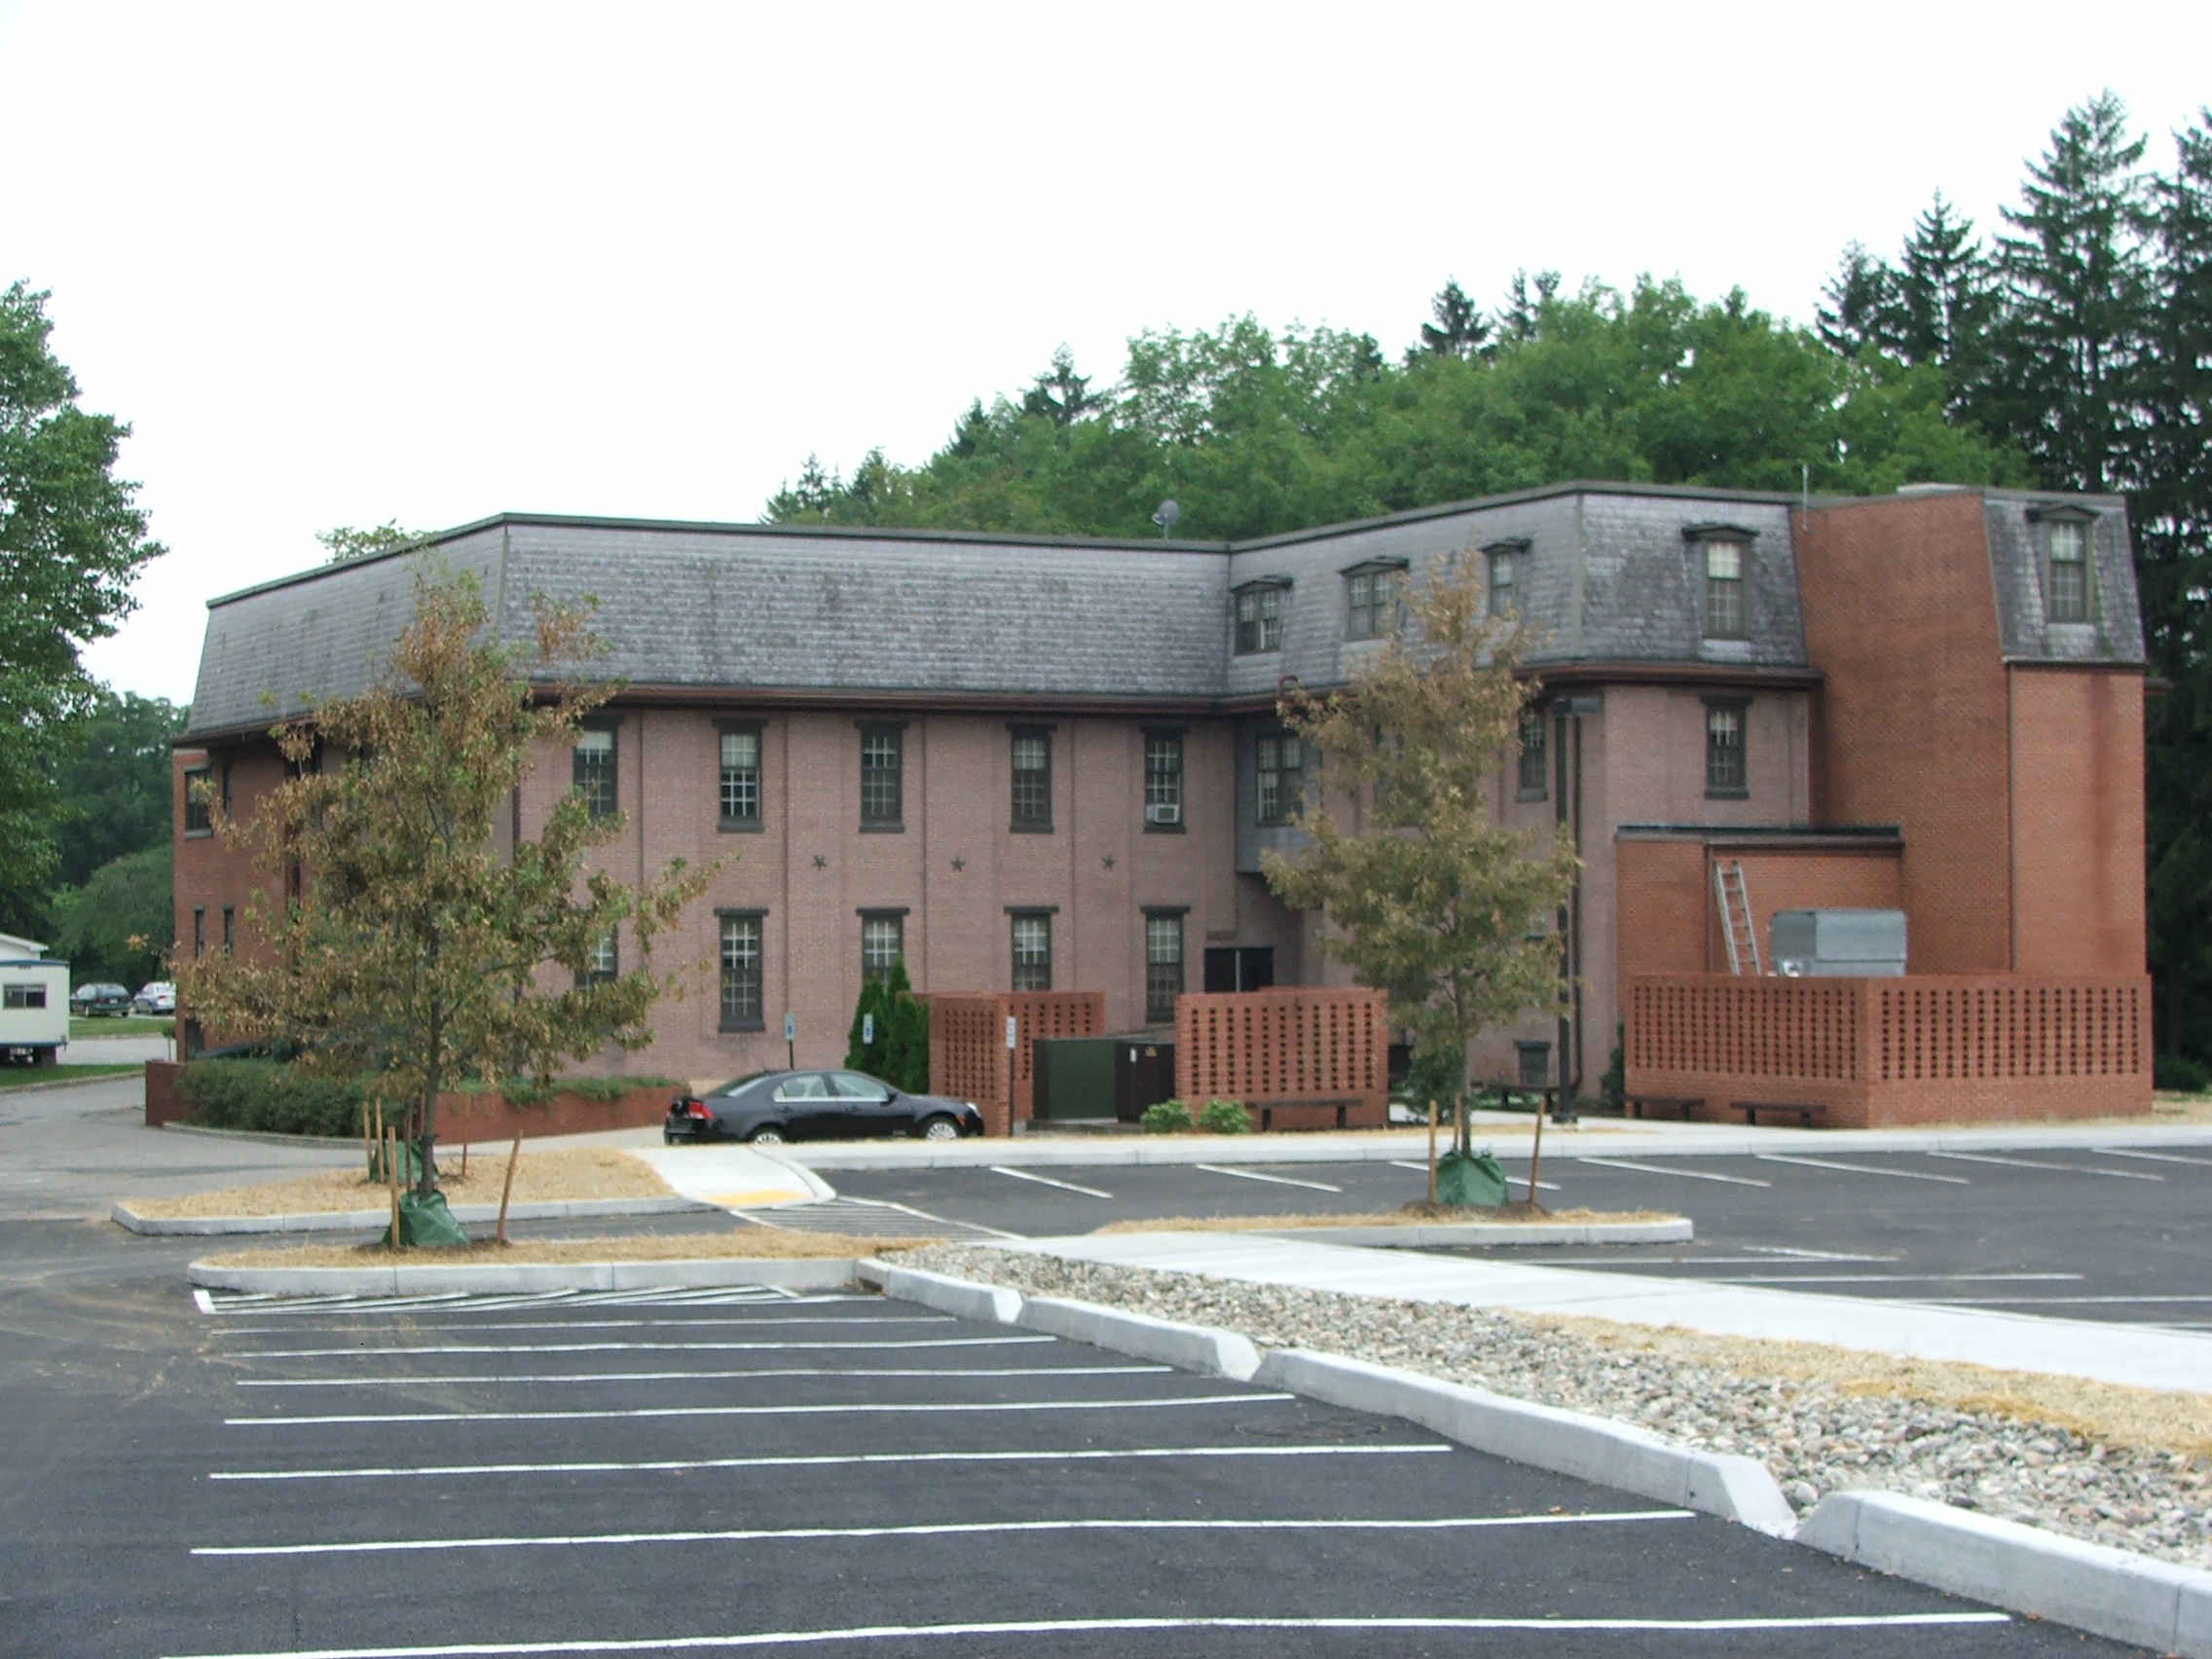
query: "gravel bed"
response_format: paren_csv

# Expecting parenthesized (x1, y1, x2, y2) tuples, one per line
(906, 1244, 2212, 1570)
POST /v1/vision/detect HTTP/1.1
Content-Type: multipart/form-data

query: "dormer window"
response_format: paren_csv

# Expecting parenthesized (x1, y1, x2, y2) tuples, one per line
(2046, 518, 2090, 622)
(1234, 580, 1287, 655)
(1484, 538, 1528, 618)
(1343, 559, 1406, 640)
(1703, 542, 1746, 637)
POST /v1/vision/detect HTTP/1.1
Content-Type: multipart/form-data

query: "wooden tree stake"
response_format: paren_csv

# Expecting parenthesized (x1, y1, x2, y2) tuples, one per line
(495, 1127, 524, 1245)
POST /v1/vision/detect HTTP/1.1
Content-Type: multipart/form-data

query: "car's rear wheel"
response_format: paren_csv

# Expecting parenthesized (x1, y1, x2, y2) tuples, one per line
(746, 1126, 788, 1146)
(918, 1116, 961, 1142)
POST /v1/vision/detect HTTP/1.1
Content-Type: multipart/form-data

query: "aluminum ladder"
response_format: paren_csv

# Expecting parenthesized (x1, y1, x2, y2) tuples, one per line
(1713, 859, 1762, 976)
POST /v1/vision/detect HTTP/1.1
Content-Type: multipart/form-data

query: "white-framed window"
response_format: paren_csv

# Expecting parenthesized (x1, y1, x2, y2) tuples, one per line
(1011, 914, 1051, 992)
(1144, 913, 1184, 1023)
(1705, 703, 1747, 796)
(1345, 567, 1402, 640)
(1517, 709, 1548, 798)
(1488, 549, 1519, 617)
(861, 912, 903, 982)
(1235, 585, 1284, 654)
(2046, 519, 2091, 622)
(579, 930, 618, 987)
(719, 913, 762, 1028)
(1144, 732, 1184, 828)
(719, 728, 761, 824)
(1255, 732, 1302, 825)
(573, 726, 617, 819)
(1703, 542, 1746, 638)
(860, 728, 903, 827)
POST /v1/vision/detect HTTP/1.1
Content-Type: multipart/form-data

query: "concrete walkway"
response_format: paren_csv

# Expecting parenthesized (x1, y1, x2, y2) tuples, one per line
(1004, 1230, 2212, 1395)
(625, 1143, 830, 1210)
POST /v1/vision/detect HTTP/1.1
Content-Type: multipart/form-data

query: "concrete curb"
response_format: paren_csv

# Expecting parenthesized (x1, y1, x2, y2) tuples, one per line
(855, 1260, 1022, 1324)
(158, 1123, 361, 1149)
(186, 1255, 862, 1295)
(787, 1121, 2212, 1170)
(1797, 1489, 2212, 1658)
(113, 1195, 710, 1235)
(1253, 1348, 1797, 1536)
(1016, 1296, 1263, 1381)
(1263, 1219, 1692, 1247)
(0, 1067, 146, 1097)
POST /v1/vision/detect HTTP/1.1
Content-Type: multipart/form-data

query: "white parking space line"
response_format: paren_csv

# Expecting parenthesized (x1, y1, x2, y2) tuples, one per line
(1574, 1157, 1771, 1187)
(238, 1365, 1171, 1389)
(196, 1507, 1696, 1557)
(1706, 1272, 2087, 1285)
(209, 1442, 1456, 1483)
(1195, 1163, 1344, 1193)
(162, 1611, 2012, 1656)
(240, 1337, 1053, 1359)
(1741, 1245, 1900, 1261)
(225, 1392, 1294, 1428)
(1920, 1293, 2212, 1306)
(1386, 1161, 1558, 1191)
(1927, 1150, 2162, 1180)
(219, 1315, 956, 1339)
(1754, 1154, 1970, 1184)
(2094, 1147, 2212, 1168)
(989, 1166, 1114, 1198)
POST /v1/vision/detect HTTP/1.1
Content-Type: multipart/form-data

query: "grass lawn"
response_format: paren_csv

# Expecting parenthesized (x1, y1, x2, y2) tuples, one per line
(69, 1016, 174, 1039)
(0, 1064, 140, 1089)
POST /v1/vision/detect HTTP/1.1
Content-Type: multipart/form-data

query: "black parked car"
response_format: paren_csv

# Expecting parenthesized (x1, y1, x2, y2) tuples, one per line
(69, 982, 132, 1017)
(664, 1070, 984, 1146)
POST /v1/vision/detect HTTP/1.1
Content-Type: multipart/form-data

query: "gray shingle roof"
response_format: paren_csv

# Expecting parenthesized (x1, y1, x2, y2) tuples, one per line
(181, 483, 2141, 740)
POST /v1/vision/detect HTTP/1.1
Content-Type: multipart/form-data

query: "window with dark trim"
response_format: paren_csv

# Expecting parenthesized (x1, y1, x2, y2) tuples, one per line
(1705, 702, 1748, 796)
(860, 911, 903, 982)
(859, 725, 903, 829)
(1702, 541, 1747, 638)
(578, 931, 618, 987)
(192, 906, 205, 959)
(2, 983, 46, 1010)
(220, 761, 233, 816)
(221, 905, 236, 955)
(1517, 710, 1549, 798)
(1144, 912, 1185, 1023)
(573, 726, 617, 820)
(1010, 727, 1051, 831)
(183, 767, 212, 835)
(1345, 564, 1404, 640)
(719, 911, 764, 1029)
(1255, 731, 1302, 826)
(1234, 583, 1285, 654)
(2045, 518, 2091, 622)
(719, 724, 762, 828)
(1011, 912, 1051, 992)
(1486, 541, 1527, 619)
(1143, 731, 1184, 830)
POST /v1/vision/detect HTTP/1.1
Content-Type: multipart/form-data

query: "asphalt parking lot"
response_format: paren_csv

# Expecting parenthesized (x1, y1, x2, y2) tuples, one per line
(0, 1249, 2152, 1658)
(828, 1142, 2212, 1326)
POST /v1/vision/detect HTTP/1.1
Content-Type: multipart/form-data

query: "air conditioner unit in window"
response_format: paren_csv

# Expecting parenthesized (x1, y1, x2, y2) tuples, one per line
(1145, 803, 1182, 826)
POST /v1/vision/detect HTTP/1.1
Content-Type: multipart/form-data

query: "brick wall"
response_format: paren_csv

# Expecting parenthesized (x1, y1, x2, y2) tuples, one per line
(1794, 495, 2013, 972)
(2009, 667, 2146, 976)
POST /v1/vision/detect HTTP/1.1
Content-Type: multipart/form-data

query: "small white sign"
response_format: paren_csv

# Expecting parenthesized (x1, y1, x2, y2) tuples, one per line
(783, 1012, 796, 1043)
(1005, 1015, 1018, 1051)
(862, 1014, 874, 1045)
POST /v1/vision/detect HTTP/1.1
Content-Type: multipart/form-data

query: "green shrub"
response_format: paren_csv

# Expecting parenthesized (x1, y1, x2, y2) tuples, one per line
(1403, 1046, 1465, 1119)
(491, 1074, 673, 1105)
(1197, 1097, 1252, 1133)
(176, 1059, 367, 1138)
(2155, 1051, 2212, 1094)
(1140, 1098, 1193, 1133)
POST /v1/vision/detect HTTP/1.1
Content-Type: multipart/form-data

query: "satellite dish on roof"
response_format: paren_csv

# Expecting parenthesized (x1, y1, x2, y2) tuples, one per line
(1152, 499, 1181, 536)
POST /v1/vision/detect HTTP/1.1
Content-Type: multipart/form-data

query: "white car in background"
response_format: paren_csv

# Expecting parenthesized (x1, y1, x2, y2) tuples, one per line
(132, 981, 176, 1015)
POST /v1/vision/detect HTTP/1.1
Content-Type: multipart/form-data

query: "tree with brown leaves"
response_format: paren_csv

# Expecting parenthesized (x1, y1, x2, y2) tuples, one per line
(178, 565, 711, 1233)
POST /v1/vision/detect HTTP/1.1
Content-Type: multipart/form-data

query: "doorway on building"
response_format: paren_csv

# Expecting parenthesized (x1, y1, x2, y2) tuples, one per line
(1202, 946, 1275, 993)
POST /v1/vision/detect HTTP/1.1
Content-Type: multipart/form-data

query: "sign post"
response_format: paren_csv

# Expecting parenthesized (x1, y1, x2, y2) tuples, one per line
(784, 1012, 796, 1072)
(1006, 1013, 1018, 1134)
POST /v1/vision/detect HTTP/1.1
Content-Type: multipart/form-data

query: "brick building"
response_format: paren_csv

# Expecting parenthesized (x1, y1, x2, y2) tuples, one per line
(174, 481, 2150, 1112)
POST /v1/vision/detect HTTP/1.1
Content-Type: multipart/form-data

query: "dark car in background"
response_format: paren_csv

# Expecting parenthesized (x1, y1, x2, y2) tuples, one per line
(69, 982, 132, 1017)
(665, 1070, 984, 1146)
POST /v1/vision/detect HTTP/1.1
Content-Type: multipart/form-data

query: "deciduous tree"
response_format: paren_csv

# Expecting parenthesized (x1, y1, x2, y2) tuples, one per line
(1263, 557, 1578, 1147)
(176, 567, 711, 1229)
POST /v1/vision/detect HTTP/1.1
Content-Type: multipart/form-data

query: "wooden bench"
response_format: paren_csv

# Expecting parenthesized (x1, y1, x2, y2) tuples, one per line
(1626, 1095, 1704, 1121)
(1251, 1097, 1359, 1131)
(1733, 1100, 1829, 1128)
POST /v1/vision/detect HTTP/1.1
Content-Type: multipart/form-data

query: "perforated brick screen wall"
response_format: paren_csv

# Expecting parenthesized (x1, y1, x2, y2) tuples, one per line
(928, 990, 1105, 1134)
(1174, 986, 1389, 1127)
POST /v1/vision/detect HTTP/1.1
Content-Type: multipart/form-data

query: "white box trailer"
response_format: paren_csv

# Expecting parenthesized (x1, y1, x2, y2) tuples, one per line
(0, 948, 69, 1064)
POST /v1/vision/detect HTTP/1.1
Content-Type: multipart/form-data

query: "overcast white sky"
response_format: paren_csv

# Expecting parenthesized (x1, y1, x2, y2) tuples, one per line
(3, 1, 2207, 707)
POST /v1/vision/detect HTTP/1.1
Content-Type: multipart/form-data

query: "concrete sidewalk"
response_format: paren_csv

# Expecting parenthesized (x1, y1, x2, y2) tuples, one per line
(625, 1142, 830, 1210)
(1002, 1230, 2212, 1394)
